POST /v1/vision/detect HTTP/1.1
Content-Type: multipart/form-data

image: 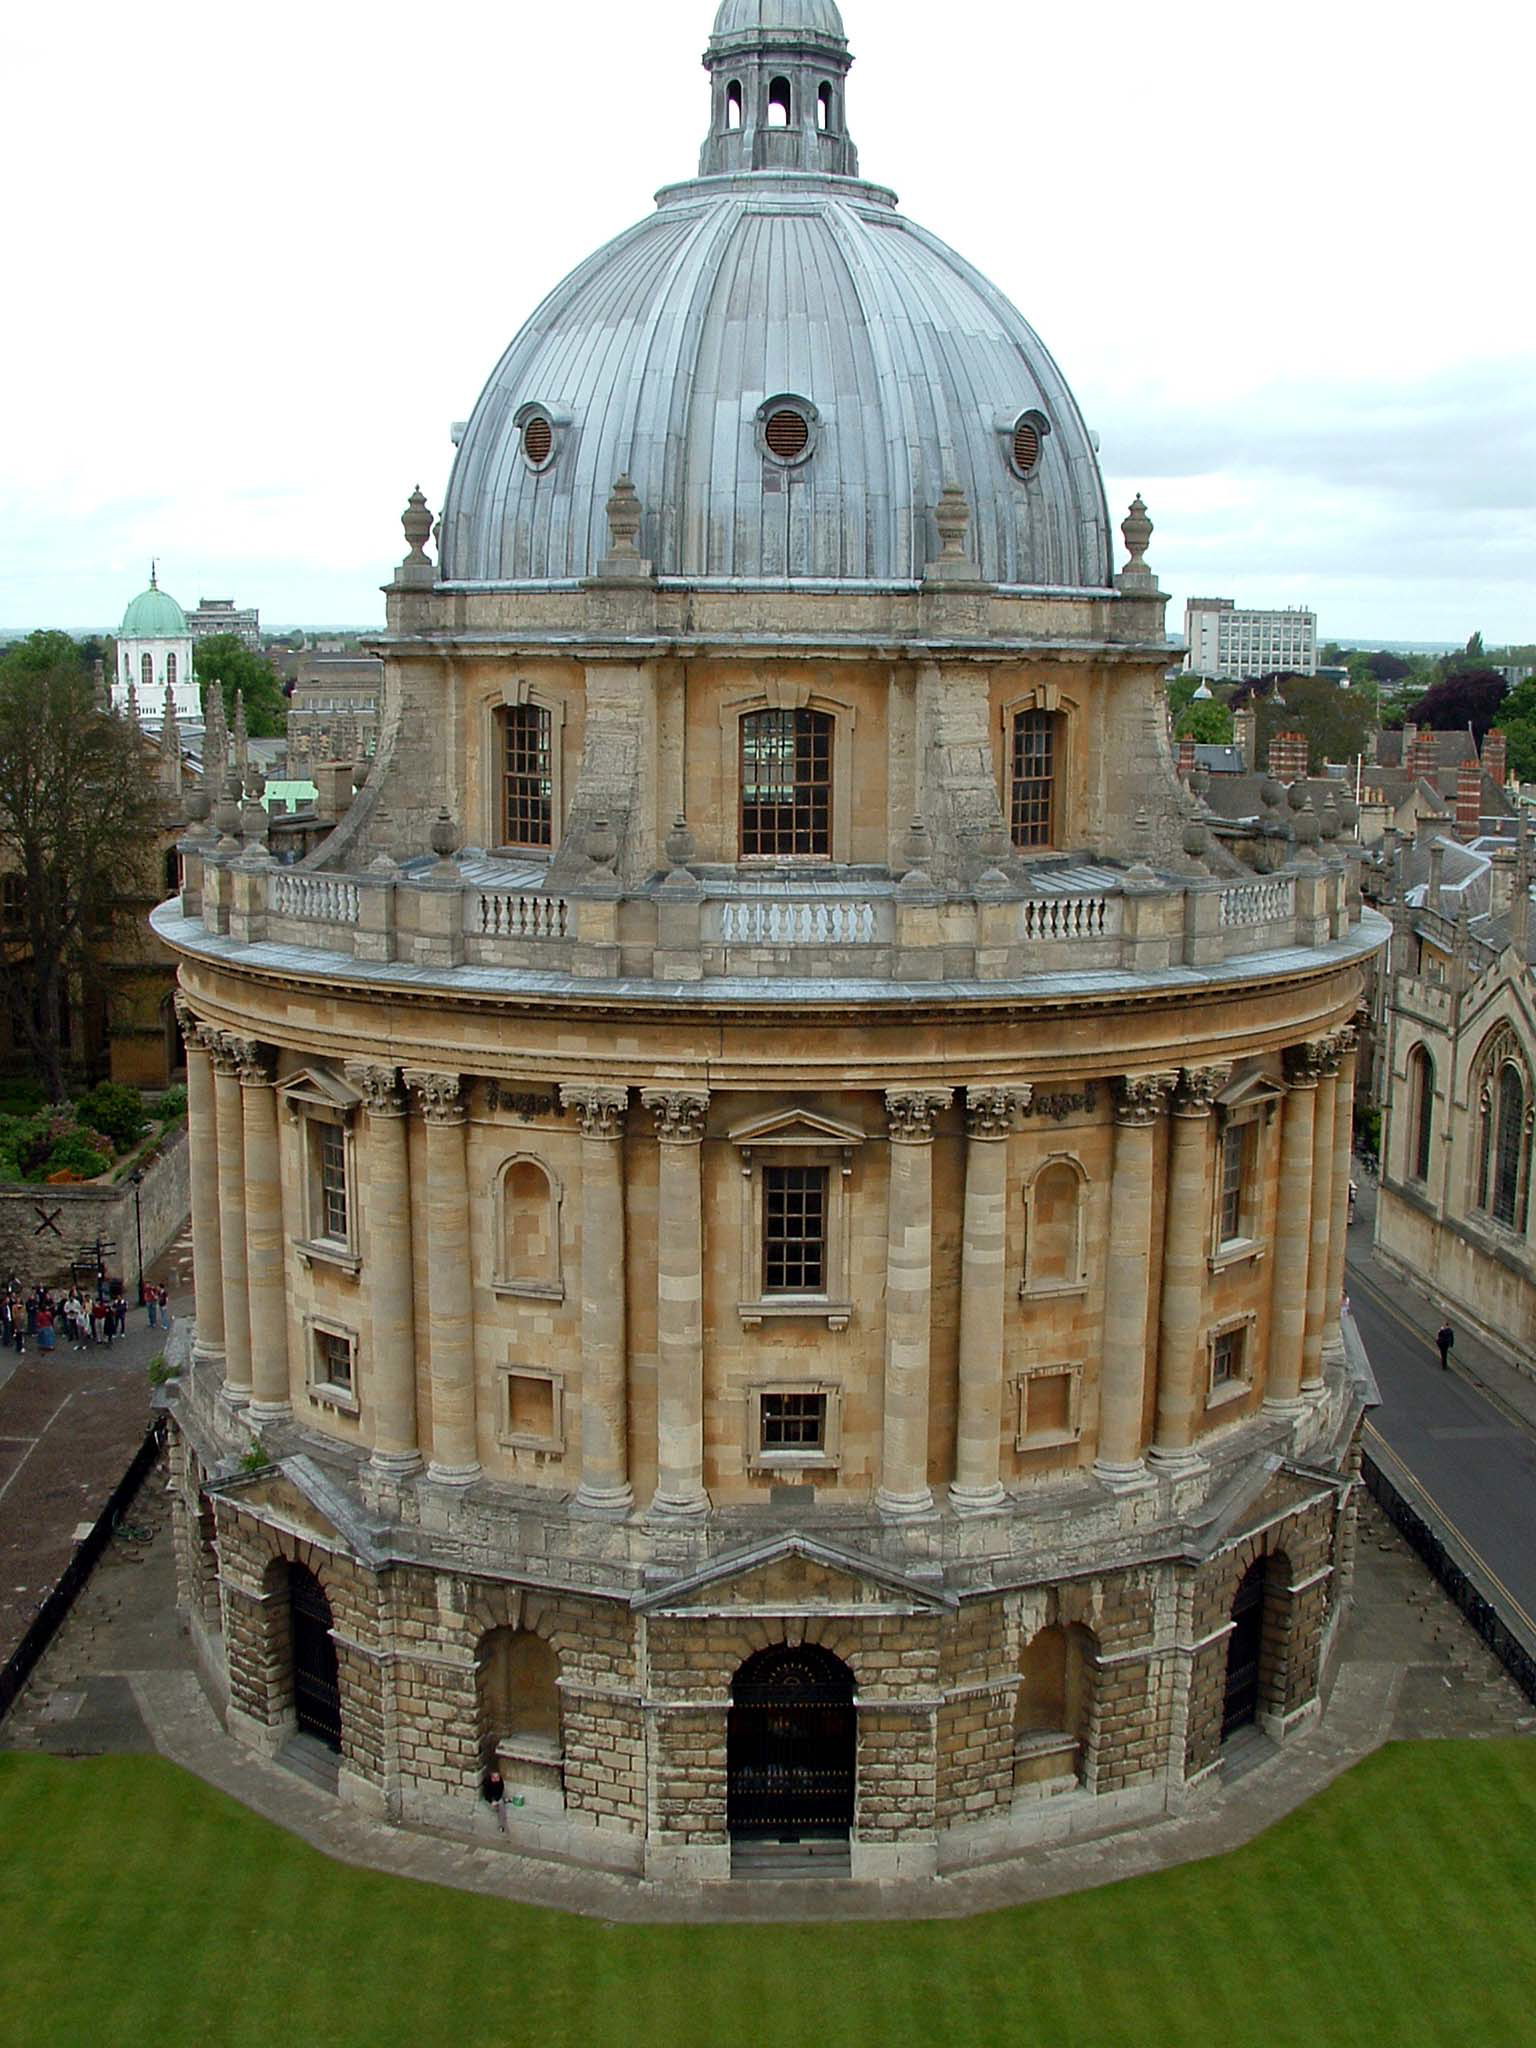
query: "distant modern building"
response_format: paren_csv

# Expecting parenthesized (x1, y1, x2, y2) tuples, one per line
(1185, 598, 1317, 680)
(113, 570, 201, 725)
(185, 597, 261, 649)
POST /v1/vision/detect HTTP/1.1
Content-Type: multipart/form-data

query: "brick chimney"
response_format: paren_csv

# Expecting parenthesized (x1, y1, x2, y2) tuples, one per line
(1176, 735, 1197, 780)
(1456, 757, 1482, 839)
(1483, 728, 1508, 788)
(1408, 729, 1442, 784)
(1267, 730, 1309, 784)
(1233, 706, 1256, 772)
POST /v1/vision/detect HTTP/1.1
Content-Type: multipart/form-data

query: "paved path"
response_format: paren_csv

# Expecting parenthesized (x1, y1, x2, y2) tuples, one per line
(1349, 1172, 1536, 1650)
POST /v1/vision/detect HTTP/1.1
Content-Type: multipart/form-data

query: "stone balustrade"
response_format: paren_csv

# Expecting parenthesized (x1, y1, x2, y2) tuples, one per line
(177, 844, 1363, 986)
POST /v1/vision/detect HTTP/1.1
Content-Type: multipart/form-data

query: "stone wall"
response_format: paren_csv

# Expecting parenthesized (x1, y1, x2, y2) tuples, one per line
(0, 1126, 188, 1289)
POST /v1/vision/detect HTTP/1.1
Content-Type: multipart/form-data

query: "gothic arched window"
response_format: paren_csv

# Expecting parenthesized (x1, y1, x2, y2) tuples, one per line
(1407, 1044, 1434, 1183)
(1494, 1065, 1527, 1228)
(1475, 1029, 1531, 1232)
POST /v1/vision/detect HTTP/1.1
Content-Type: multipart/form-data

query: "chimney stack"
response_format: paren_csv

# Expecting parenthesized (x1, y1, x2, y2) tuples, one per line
(1267, 730, 1309, 784)
(1233, 706, 1256, 772)
(1408, 728, 1441, 784)
(1428, 839, 1445, 911)
(1176, 735, 1197, 780)
(1483, 728, 1508, 788)
(1455, 758, 1482, 839)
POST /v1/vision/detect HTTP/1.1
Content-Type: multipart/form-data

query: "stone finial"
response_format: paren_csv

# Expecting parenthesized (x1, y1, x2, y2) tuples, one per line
(585, 814, 618, 874)
(204, 682, 229, 787)
(402, 486, 432, 563)
(184, 785, 212, 840)
(159, 684, 182, 798)
(126, 677, 140, 728)
(429, 807, 460, 877)
(215, 769, 244, 850)
(925, 483, 976, 582)
(664, 814, 697, 875)
(596, 475, 653, 580)
(1118, 494, 1159, 593)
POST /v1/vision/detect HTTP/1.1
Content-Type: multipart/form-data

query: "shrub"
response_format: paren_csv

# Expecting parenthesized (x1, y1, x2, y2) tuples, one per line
(71, 1083, 148, 1155)
(42, 1132, 110, 1181)
(0, 1079, 43, 1118)
(153, 1085, 187, 1123)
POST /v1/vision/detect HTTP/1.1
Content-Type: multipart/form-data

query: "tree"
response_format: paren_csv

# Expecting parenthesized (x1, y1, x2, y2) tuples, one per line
(1465, 630, 1485, 661)
(1175, 700, 1234, 744)
(1408, 668, 1508, 742)
(194, 633, 287, 737)
(1492, 678, 1536, 784)
(1365, 651, 1411, 683)
(0, 638, 164, 1101)
(1231, 672, 1376, 773)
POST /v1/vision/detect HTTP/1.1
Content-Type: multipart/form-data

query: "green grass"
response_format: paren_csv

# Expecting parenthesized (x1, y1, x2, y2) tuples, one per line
(3, 1742, 1536, 2047)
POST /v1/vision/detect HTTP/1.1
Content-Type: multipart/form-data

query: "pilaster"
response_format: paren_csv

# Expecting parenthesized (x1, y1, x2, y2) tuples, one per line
(1150, 1065, 1230, 1470)
(876, 1088, 950, 1519)
(951, 1085, 1030, 1513)
(207, 1030, 253, 1408)
(233, 1036, 289, 1422)
(560, 1085, 634, 1515)
(1266, 1041, 1325, 1414)
(404, 1071, 479, 1485)
(1096, 1071, 1177, 1486)
(642, 1089, 711, 1519)
(346, 1063, 421, 1475)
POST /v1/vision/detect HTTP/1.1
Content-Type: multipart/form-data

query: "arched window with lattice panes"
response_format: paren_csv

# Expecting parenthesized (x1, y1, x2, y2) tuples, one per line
(1475, 1030, 1532, 1232)
(140, 652, 153, 693)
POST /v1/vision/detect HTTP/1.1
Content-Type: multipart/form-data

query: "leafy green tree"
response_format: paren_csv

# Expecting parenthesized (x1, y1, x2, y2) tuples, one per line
(193, 633, 287, 737)
(1408, 668, 1508, 742)
(1175, 700, 1234, 744)
(1365, 651, 1411, 683)
(0, 640, 164, 1101)
(1465, 630, 1485, 661)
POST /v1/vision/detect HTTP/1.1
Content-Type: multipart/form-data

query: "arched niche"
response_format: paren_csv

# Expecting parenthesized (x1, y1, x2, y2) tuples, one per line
(493, 1154, 563, 1299)
(1014, 1622, 1095, 1795)
(477, 1625, 565, 1809)
(1020, 1154, 1089, 1296)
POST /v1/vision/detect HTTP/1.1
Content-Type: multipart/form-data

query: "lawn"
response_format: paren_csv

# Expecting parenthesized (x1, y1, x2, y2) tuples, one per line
(3, 1741, 1535, 2048)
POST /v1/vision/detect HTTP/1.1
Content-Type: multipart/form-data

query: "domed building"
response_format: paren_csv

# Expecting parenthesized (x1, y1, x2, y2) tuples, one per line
(159, 0, 1383, 1884)
(115, 568, 201, 725)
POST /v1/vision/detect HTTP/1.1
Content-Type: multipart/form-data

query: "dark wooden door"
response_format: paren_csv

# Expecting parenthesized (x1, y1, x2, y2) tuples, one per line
(1222, 1562, 1266, 1740)
(727, 1645, 855, 1839)
(290, 1567, 342, 1751)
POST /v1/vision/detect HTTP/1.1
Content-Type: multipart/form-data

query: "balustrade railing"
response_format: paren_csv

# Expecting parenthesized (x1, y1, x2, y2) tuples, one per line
(1019, 893, 1116, 942)
(1219, 879, 1294, 930)
(718, 899, 882, 945)
(271, 874, 360, 926)
(476, 891, 570, 940)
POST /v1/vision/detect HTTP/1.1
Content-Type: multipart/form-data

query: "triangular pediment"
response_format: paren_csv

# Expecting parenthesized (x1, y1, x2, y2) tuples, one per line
(633, 1533, 954, 1613)
(727, 1107, 867, 1149)
(208, 1453, 383, 1565)
(1216, 1068, 1285, 1115)
(279, 1065, 361, 1114)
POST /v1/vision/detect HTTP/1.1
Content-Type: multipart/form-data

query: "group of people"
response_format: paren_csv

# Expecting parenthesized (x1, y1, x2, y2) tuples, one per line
(1, 1277, 169, 1355)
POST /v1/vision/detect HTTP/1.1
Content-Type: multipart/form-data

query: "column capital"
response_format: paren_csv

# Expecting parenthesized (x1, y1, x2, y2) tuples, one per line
(204, 1028, 244, 1078)
(885, 1088, 951, 1143)
(1332, 1023, 1359, 1061)
(1284, 1039, 1331, 1089)
(226, 1034, 275, 1086)
(403, 1069, 465, 1124)
(344, 1061, 405, 1117)
(641, 1088, 709, 1144)
(173, 992, 211, 1051)
(1113, 1071, 1178, 1125)
(560, 1083, 629, 1139)
(1174, 1063, 1232, 1116)
(964, 1085, 1031, 1139)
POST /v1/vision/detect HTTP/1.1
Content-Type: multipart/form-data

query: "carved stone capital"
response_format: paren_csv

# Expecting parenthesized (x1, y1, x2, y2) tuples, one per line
(1333, 1024, 1359, 1062)
(226, 1034, 275, 1086)
(173, 993, 211, 1053)
(1175, 1064, 1232, 1116)
(560, 1083, 629, 1140)
(1113, 1072, 1178, 1125)
(1284, 1039, 1330, 1089)
(964, 1085, 1031, 1139)
(345, 1062, 405, 1118)
(641, 1088, 709, 1145)
(885, 1088, 951, 1143)
(403, 1070, 465, 1124)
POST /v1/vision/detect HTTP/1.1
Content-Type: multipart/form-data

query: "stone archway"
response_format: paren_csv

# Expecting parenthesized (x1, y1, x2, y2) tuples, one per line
(726, 1641, 856, 1841)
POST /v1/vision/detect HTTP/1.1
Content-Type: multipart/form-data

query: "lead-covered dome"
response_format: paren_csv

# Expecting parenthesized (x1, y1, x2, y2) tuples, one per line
(121, 572, 188, 638)
(439, 7, 1111, 591)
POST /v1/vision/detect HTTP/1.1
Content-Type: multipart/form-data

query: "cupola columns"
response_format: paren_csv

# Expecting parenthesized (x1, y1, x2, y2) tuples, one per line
(699, 4, 859, 179)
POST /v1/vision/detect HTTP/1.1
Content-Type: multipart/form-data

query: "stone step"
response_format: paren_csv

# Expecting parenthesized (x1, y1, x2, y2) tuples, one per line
(730, 1837, 852, 1881)
(278, 1732, 341, 1794)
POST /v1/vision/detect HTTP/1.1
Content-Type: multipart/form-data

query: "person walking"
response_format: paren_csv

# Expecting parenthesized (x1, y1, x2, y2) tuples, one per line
(1436, 1319, 1455, 1371)
(482, 1765, 508, 1833)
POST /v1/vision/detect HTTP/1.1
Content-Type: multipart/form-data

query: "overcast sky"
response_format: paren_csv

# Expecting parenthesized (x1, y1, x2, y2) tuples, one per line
(4, 0, 1531, 643)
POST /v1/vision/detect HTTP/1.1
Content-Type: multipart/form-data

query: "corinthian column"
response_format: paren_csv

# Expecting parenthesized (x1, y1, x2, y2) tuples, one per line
(1325, 1028, 1359, 1354)
(404, 1071, 479, 1484)
(560, 1085, 632, 1514)
(346, 1063, 420, 1474)
(951, 1085, 1030, 1514)
(1150, 1065, 1230, 1470)
(208, 1031, 252, 1407)
(1267, 1041, 1324, 1414)
(876, 1088, 950, 1520)
(233, 1037, 289, 1422)
(1303, 1038, 1342, 1391)
(1096, 1072, 1177, 1485)
(642, 1089, 711, 1519)
(175, 997, 225, 1373)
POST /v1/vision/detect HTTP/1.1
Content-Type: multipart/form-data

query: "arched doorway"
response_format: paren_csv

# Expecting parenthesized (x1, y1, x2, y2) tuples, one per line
(727, 1642, 855, 1840)
(1222, 1559, 1268, 1740)
(288, 1564, 342, 1751)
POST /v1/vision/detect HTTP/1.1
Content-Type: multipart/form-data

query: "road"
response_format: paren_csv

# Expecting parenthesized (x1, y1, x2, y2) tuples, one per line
(1347, 1233, 1536, 1653)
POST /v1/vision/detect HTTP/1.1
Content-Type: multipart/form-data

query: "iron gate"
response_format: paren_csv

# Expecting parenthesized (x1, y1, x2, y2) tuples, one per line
(1222, 1561, 1266, 1740)
(727, 1644, 855, 1839)
(289, 1566, 342, 1751)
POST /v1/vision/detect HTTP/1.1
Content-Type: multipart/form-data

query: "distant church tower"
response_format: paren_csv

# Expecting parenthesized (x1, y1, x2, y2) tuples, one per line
(114, 567, 200, 723)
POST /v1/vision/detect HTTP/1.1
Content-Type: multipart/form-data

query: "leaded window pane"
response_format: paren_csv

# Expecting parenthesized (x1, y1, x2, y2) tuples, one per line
(762, 1392, 827, 1450)
(502, 704, 553, 847)
(1011, 710, 1056, 848)
(763, 1165, 827, 1291)
(1494, 1065, 1524, 1227)
(319, 1124, 348, 1241)
(740, 709, 832, 858)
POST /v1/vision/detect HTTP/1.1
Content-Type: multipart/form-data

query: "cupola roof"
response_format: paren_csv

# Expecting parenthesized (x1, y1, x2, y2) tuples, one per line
(120, 568, 188, 640)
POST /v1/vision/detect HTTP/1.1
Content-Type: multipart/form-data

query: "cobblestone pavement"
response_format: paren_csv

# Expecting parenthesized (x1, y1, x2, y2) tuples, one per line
(3, 1464, 1530, 1925)
(0, 1252, 192, 1675)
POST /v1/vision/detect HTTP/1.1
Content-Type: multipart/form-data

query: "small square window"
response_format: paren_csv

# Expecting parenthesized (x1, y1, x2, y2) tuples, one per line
(762, 1391, 827, 1451)
(315, 1328, 354, 1393)
(1206, 1318, 1255, 1408)
(497, 1366, 565, 1454)
(1013, 1364, 1083, 1451)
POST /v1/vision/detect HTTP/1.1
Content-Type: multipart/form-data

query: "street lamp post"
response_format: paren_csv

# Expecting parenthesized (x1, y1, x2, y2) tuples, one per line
(131, 1171, 145, 1306)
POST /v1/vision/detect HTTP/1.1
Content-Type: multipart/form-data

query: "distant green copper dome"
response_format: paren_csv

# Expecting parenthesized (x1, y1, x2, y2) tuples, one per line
(120, 572, 187, 639)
